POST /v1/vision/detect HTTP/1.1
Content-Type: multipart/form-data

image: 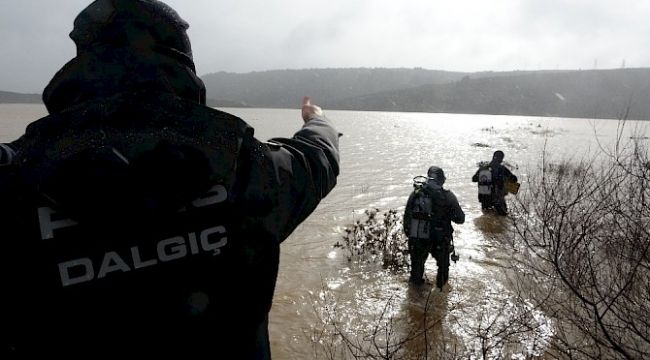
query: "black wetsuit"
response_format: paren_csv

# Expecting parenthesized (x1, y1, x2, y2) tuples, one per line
(472, 162, 517, 215)
(403, 182, 464, 288)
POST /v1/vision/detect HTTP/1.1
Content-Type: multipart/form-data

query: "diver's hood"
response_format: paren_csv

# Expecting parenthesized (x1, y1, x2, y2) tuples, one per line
(43, 0, 206, 114)
(15, 91, 252, 225)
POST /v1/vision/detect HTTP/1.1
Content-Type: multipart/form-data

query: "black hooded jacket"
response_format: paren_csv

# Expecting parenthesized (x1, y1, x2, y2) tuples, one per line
(0, 91, 339, 356)
(1, 1, 339, 356)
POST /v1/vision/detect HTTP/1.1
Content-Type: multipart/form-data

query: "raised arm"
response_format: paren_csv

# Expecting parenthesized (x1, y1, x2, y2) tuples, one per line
(260, 97, 341, 241)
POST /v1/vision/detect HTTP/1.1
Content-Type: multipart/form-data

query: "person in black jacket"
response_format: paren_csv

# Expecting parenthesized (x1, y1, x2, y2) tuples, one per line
(403, 166, 464, 289)
(0, 1, 339, 358)
(472, 150, 517, 215)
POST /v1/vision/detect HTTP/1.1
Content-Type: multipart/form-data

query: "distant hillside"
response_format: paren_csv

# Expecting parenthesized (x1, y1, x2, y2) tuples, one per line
(328, 68, 650, 120)
(4, 68, 649, 120)
(0, 90, 246, 109)
(205, 98, 250, 108)
(201, 68, 650, 120)
(0, 91, 41, 104)
(202, 68, 474, 108)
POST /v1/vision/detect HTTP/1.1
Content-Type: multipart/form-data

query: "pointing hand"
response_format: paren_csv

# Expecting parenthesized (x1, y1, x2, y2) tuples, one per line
(301, 96, 323, 123)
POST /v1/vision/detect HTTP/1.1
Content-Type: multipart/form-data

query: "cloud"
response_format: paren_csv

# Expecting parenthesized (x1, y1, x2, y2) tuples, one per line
(1, 0, 649, 92)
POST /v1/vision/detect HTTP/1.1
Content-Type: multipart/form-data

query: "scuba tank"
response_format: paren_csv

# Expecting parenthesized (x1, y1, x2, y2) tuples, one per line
(409, 176, 433, 239)
(477, 166, 492, 195)
(408, 176, 458, 261)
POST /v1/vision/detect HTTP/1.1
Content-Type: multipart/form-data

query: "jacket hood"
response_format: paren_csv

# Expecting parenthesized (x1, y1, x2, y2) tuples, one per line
(16, 91, 252, 225)
(43, 0, 206, 114)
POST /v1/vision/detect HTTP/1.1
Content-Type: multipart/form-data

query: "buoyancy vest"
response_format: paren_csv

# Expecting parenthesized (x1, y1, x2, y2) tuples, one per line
(408, 187, 450, 240)
(477, 167, 492, 195)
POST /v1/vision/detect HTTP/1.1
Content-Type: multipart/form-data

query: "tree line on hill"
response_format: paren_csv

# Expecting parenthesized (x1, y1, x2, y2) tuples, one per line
(4, 67, 649, 120)
(0, 91, 41, 104)
(202, 67, 650, 120)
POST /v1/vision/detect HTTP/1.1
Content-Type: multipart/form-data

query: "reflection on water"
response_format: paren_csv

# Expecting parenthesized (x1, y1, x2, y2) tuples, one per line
(0, 105, 640, 359)
(473, 213, 510, 235)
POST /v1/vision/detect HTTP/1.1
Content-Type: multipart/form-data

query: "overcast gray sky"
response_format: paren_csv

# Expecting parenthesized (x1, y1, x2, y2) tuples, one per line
(1, 0, 649, 93)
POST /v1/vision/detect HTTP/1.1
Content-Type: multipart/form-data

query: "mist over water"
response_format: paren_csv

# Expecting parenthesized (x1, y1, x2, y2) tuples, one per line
(1, 104, 644, 358)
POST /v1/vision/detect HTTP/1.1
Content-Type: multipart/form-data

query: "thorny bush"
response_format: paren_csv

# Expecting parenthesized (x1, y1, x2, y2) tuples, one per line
(506, 131, 650, 360)
(334, 208, 409, 270)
